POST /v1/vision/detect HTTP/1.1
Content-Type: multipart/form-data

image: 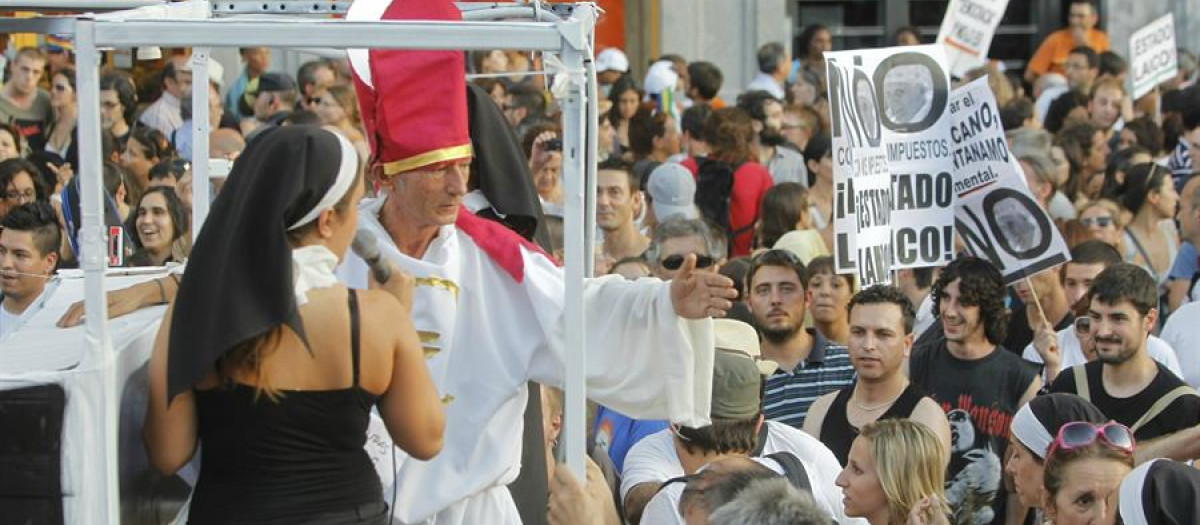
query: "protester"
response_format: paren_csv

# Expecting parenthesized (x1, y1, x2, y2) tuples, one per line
(709, 477, 834, 525)
(1041, 422, 1135, 525)
(1118, 459, 1200, 525)
(645, 216, 725, 281)
(1166, 175, 1200, 311)
(0, 122, 23, 162)
(1024, 0, 1109, 84)
(747, 249, 855, 428)
(754, 182, 813, 250)
(99, 71, 137, 151)
(608, 76, 642, 156)
(909, 256, 1040, 525)
(596, 158, 648, 262)
(836, 420, 950, 525)
(312, 83, 369, 160)
(0, 158, 46, 221)
(804, 285, 950, 465)
(43, 68, 75, 162)
(139, 59, 190, 138)
(746, 42, 788, 100)
(1004, 394, 1108, 523)
(1119, 163, 1180, 287)
(224, 47, 270, 119)
(806, 256, 854, 346)
(643, 163, 699, 232)
(0, 47, 52, 151)
(1049, 263, 1200, 461)
(120, 127, 171, 204)
(686, 107, 772, 256)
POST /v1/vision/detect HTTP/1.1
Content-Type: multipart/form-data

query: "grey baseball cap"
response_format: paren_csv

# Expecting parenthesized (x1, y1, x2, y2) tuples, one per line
(647, 163, 698, 221)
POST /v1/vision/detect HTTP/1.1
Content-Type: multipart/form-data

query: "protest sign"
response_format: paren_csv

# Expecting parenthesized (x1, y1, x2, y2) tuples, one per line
(826, 45, 957, 286)
(1129, 14, 1177, 100)
(949, 77, 1070, 284)
(936, 0, 1010, 78)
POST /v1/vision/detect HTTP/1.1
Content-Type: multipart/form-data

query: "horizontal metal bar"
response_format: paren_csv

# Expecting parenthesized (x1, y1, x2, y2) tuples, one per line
(212, 0, 349, 15)
(91, 18, 564, 51)
(0, 0, 161, 10)
(0, 16, 75, 33)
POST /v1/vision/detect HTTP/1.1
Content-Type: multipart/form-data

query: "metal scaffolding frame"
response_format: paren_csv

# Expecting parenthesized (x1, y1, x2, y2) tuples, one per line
(0, 2, 599, 522)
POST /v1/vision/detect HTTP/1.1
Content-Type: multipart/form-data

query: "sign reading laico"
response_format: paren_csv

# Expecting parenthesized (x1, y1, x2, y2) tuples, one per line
(826, 45, 957, 286)
(949, 77, 1071, 284)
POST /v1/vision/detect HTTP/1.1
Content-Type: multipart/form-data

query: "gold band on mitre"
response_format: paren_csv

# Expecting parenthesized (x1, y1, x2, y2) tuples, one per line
(381, 144, 474, 176)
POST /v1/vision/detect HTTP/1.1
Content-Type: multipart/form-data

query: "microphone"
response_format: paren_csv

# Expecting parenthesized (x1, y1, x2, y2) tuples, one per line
(351, 229, 391, 284)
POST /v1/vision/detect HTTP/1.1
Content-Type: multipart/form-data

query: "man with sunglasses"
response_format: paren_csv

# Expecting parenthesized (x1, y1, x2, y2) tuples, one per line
(746, 249, 855, 429)
(1024, 242, 1182, 383)
(909, 256, 1041, 525)
(647, 216, 725, 281)
(1049, 263, 1200, 463)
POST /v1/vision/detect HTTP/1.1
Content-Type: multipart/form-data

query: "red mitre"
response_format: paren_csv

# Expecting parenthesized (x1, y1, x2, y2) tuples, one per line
(347, 0, 472, 176)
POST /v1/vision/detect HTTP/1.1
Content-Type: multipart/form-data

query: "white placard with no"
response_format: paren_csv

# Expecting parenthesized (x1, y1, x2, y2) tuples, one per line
(1129, 13, 1177, 100)
(949, 77, 1070, 284)
(936, 0, 1011, 78)
(825, 45, 957, 286)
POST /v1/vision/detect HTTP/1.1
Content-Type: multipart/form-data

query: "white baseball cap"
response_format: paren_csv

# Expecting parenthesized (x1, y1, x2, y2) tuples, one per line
(596, 48, 630, 73)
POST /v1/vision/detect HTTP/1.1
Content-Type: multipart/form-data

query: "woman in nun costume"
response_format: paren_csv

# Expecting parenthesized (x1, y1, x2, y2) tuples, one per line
(1119, 459, 1200, 525)
(142, 126, 445, 524)
(1005, 393, 1108, 524)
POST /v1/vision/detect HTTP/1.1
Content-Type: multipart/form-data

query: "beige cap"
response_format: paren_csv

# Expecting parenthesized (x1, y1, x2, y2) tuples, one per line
(713, 318, 777, 375)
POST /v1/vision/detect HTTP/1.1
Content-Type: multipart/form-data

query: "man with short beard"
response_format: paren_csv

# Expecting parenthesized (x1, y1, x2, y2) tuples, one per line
(746, 249, 855, 428)
(1050, 263, 1200, 458)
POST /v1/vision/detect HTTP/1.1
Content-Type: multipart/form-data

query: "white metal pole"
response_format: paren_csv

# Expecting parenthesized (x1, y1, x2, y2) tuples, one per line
(74, 18, 119, 525)
(191, 47, 211, 241)
(558, 19, 588, 481)
(583, 11, 598, 279)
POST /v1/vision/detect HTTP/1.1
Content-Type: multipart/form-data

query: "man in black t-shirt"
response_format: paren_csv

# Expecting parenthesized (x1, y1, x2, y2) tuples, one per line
(1049, 263, 1200, 462)
(909, 257, 1041, 525)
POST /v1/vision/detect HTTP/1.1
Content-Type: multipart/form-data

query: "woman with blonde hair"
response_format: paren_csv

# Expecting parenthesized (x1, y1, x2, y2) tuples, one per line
(313, 83, 370, 161)
(836, 419, 950, 525)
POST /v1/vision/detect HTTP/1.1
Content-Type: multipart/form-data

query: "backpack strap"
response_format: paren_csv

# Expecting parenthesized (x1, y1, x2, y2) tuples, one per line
(1074, 365, 1090, 402)
(763, 451, 811, 493)
(1130, 385, 1198, 433)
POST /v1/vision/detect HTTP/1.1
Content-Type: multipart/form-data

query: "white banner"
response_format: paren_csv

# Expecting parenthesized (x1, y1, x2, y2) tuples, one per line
(936, 0, 1011, 78)
(826, 45, 957, 286)
(1129, 14, 1177, 100)
(949, 78, 1070, 284)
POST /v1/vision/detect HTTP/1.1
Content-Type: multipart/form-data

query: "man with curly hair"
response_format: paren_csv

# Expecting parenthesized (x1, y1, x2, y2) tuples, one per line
(908, 256, 1040, 525)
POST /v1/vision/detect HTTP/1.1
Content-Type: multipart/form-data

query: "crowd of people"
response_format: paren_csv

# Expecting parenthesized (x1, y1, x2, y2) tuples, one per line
(5, 0, 1200, 524)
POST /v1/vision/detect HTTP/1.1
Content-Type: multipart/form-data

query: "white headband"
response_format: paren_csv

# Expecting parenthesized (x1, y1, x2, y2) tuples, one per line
(1118, 459, 1159, 525)
(1010, 404, 1056, 459)
(288, 131, 358, 230)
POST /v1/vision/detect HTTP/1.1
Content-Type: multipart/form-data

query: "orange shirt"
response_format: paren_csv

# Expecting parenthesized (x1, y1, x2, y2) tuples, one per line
(1027, 28, 1110, 77)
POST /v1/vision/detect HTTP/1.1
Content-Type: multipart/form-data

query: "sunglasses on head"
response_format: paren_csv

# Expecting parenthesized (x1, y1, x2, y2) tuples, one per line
(1074, 316, 1092, 336)
(1079, 216, 1113, 228)
(660, 254, 716, 271)
(1046, 421, 1134, 459)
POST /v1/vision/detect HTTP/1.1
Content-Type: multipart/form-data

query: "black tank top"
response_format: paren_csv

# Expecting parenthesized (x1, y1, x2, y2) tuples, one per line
(820, 383, 924, 465)
(189, 290, 384, 524)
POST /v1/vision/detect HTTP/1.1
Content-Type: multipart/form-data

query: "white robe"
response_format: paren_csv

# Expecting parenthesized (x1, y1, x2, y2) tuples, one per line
(338, 197, 714, 524)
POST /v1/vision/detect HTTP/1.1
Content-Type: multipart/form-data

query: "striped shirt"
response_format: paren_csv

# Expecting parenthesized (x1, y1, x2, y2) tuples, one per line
(1168, 140, 1193, 191)
(763, 329, 857, 429)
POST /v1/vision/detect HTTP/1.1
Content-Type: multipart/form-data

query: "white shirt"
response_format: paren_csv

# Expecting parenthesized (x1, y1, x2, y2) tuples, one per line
(1022, 326, 1183, 381)
(623, 421, 863, 525)
(138, 91, 183, 138)
(1161, 301, 1200, 388)
(338, 197, 714, 525)
(746, 73, 785, 100)
(0, 286, 53, 342)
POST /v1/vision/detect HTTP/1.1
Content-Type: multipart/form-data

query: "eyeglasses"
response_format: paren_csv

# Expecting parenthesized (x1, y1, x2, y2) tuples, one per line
(660, 253, 716, 271)
(1074, 316, 1092, 337)
(1079, 216, 1114, 228)
(306, 96, 322, 105)
(1046, 422, 1135, 459)
(5, 188, 35, 201)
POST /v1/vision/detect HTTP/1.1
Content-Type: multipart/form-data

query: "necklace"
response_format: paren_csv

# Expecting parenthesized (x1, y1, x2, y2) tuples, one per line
(851, 388, 905, 412)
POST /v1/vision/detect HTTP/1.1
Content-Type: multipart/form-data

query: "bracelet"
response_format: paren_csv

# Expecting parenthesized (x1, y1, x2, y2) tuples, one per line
(154, 278, 167, 305)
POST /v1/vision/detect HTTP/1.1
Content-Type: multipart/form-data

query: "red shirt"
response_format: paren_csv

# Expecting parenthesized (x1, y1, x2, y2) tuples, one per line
(680, 156, 774, 256)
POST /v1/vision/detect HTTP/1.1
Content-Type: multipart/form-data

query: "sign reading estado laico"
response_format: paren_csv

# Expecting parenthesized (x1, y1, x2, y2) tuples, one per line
(826, 45, 957, 287)
(936, 0, 1011, 78)
(1129, 14, 1177, 101)
(949, 77, 1070, 284)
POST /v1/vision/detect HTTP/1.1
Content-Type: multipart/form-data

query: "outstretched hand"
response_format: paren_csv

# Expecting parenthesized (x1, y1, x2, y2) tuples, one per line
(669, 254, 737, 319)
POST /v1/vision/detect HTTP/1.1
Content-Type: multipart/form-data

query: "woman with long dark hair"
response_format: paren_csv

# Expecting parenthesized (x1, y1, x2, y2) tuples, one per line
(125, 186, 189, 267)
(143, 126, 445, 524)
(607, 75, 643, 158)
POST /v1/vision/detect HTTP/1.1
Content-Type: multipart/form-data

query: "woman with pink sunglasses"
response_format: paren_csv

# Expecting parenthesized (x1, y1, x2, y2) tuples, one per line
(1042, 420, 1135, 525)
